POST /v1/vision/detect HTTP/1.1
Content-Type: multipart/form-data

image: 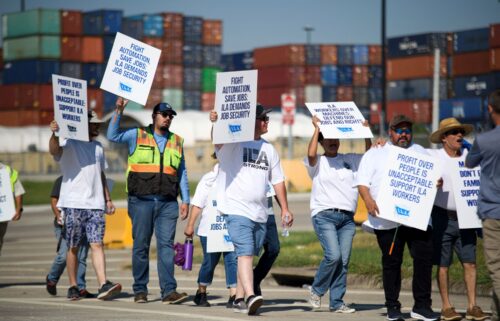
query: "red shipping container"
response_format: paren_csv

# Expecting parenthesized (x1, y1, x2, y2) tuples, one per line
(452, 51, 490, 76)
(386, 100, 432, 124)
(0, 109, 54, 126)
(142, 37, 163, 51)
(320, 45, 337, 65)
(368, 45, 382, 65)
(161, 39, 183, 64)
(258, 87, 305, 107)
(387, 55, 447, 80)
(258, 66, 305, 88)
(81, 37, 103, 63)
(490, 48, 500, 71)
(305, 66, 321, 85)
(201, 92, 215, 111)
(0, 85, 20, 109)
(87, 88, 103, 117)
(336, 86, 353, 101)
(353, 65, 369, 86)
(144, 89, 163, 109)
(39, 110, 54, 125)
(19, 84, 53, 110)
(254, 45, 305, 68)
(61, 10, 82, 35)
(151, 63, 164, 89)
(163, 13, 183, 40)
(369, 103, 382, 125)
(202, 20, 222, 45)
(162, 64, 183, 88)
(61, 36, 82, 61)
(490, 23, 500, 48)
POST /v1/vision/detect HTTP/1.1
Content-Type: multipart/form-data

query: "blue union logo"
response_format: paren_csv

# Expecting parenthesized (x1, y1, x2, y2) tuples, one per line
(119, 82, 132, 93)
(223, 234, 232, 242)
(395, 205, 410, 217)
(337, 127, 353, 132)
(228, 124, 241, 133)
(67, 125, 77, 132)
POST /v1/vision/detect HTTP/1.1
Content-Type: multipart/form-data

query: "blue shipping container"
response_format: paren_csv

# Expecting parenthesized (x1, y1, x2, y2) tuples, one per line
(453, 28, 489, 53)
(321, 65, 338, 86)
(353, 87, 369, 107)
(82, 63, 105, 87)
(183, 67, 202, 90)
(60, 62, 82, 79)
(322, 86, 337, 102)
(183, 44, 203, 67)
(183, 16, 203, 44)
(203, 45, 222, 67)
(387, 78, 447, 101)
(337, 45, 353, 65)
(103, 91, 117, 113)
(369, 87, 382, 103)
(353, 45, 369, 65)
(452, 74, 495, 97)
(83, 10, 123, 35)
(387, 32, 447, 58)
(183, 90, 201, 110)
(103, 36, 115, 60)
(120, 18, 143, 40)
(305, 45, 321, 65)
(128, 14, 163, 37)
(368, 65, 383, 88)
(3, 60, 60, 84)
(337, 66, 353, 86)
(439, 97, 488, 121)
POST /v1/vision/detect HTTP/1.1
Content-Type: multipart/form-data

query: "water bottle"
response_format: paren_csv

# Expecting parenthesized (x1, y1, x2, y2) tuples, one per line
(182, 237, 193, 271)
(281, 214, 290, 237)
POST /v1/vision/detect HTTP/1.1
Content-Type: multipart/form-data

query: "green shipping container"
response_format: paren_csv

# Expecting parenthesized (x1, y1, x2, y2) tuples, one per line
(202, 67, 221, 93)
(2, 9, 61, 38)
(124, 101, 145, 110)
(4, 36, 61, 61)
(162, 88, 183, 110)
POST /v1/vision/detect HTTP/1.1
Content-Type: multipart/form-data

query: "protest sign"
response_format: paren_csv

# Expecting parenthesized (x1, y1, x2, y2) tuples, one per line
(100, 32, 161, 106)
(206, 187, 234, 253)
(52, 74, 88, 142)
(212, 70, 258, 144)
(0, 168, 16, 222)
(305, 101, 373, 139)
(449, 155, 481, 229)
(376, 146, 442, 231)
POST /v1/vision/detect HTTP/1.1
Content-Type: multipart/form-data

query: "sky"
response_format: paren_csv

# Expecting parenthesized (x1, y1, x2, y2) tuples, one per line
(0, 0, 499, 53)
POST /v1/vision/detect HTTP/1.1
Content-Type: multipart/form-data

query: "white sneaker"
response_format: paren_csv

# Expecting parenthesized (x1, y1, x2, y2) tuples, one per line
(309, 289, 321, 309)
(333, 303, 355, 313)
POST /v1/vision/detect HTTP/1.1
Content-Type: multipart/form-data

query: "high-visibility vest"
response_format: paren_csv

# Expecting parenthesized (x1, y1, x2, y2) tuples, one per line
(5, 165, 17, 191)
(126, 126, 184, 197)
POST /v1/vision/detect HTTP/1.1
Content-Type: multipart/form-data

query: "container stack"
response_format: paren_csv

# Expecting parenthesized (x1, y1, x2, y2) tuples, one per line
(200, 19, 222, 111)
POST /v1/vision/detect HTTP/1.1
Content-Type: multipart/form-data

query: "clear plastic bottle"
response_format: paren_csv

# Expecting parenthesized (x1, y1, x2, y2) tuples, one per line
(281, 213, 290, 237)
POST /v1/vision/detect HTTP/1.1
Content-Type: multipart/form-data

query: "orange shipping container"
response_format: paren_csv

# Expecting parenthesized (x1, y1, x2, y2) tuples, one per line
(61, 10, 82, 35)
(258, 87, 305, 107)
(490, 48, 500, 71)
(144, 89, 163, 109)
(369, 103, 382, 125)
(61, 36, 82, 61)
(201, 92, 215, 111)
(151, 63, 164, 89)
(336, 86, 353, 101)
(490, 23, 500, 48)
(81, 37, 103, 63)
(202, 20, 222, 45)
(258, 66, 305, 88)
(142, 37, 163, 51)
(163, 13, 183, 40)
(254, 45, 305, 68)
(368, 45, 382, 65)
(162, 64, 183, 88)
(320, 45, 337, 65)
(161, 39, 183, 64)
(87, 89, 103, 117)
(452, 51, 490, 76)
(353, 66, 369, 86)
(386, 100, 432, 124)
(0, 109, 54, 126)
(387, 55, 447, 81)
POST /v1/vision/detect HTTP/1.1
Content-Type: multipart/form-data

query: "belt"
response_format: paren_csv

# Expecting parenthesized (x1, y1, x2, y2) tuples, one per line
(331, 208, 354, 215)
(446, 210, 458, 221)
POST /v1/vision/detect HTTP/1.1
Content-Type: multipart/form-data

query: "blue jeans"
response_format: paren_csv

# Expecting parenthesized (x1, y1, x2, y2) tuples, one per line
(198, 236, 237, 288)
(128, 195, 179, 298)
(311, 209, 356, 310)
(225, 214, 267, 257)
(47, 220, 89, 290)
(253, 215, 280, 290)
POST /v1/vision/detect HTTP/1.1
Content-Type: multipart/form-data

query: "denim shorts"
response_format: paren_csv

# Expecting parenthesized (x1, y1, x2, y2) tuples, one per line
(63, 208, 105, 248)
(225, 214, 267, 257)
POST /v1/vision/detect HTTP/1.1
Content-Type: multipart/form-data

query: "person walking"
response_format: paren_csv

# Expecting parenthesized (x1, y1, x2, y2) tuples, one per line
(466, 89, 500, 321)
(107, 97, 190, 304)
(49, 111, 121, 301)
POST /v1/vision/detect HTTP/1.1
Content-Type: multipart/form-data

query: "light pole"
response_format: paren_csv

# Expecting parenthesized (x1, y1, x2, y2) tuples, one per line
(304, 25, 315, 45)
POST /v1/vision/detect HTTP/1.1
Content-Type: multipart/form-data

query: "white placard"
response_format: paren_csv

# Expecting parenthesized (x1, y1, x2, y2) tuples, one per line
(52, 75, 89, 142)
(205, 188, 234, 252)
(213, 70, 258, 144)
(100, 32, 161, 106)
(449, 156, 482, 229)
(305, 101, 374, 139)
(0, 168, 16, 222)
(376, 146, 442, 231)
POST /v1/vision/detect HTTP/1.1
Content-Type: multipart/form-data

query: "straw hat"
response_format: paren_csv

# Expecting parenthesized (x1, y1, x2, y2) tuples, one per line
(429, 117, 473, 143)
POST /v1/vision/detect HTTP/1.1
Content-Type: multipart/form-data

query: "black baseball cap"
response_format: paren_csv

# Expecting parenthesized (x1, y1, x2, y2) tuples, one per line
(153, 102, 177, 115)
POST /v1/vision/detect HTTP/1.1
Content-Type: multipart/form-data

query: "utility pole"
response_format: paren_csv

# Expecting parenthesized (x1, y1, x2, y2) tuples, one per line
(380, 0, 386, 137)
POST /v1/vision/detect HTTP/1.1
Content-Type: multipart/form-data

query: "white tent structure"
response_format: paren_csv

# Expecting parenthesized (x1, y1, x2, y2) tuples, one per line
(0, 110, 314, 152)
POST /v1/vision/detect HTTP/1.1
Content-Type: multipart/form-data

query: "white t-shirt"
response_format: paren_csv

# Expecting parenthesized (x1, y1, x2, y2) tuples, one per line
(355, 143, 428, 230)
(215, 139, 285, 223)
(191, 164, 219, 237)
(304, 153, 362, 217)
(55, 138, 107, 210)
(427, 148, 458, 211)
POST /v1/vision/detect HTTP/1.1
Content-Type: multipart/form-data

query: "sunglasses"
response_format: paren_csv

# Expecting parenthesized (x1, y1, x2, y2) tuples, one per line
(156, 112, 174, 119)
(445, 129, 465, 136)
(394, 128, 412, 135)
(257, 116, 269, 122)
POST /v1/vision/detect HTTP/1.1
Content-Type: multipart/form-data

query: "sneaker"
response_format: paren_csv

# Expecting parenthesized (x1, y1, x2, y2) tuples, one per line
(67, 286, 80, 301)
(46, 275, 57, 296)
(97, 281, 122, 300)
(226, 295, 236, 308)
(387, 306, 404, 321)
(232, 298, 248, 314)
(411, 307, 439, 321)
(466, 306, 488, 321)
(441, 307, 462, 321)
(162, 291, 188, 304)
(79, 289, 96, 299)
(193, 290, 210, 307)
(134, 292, 148, 303)
(246, 295, 263, 316)
(332, 303, 355, 313)
(309, 289, 321, 309)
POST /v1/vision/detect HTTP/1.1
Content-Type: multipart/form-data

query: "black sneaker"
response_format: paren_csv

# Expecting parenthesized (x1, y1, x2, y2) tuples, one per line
(411, 307, 439, 321)
(232, 298, 248, 313)
(246, 295, 263, 316)
(67, 286, 80, 301)
(162, 291, 188, 304)
(226, 295, 236, 308)
(193, 290, 210, 307)
(46, 275, 57, 296)
(97, 280, 122, 300)
(79, 289, 96, 299)
(134, 292, 148, 303)
(387, 305, 404, 321)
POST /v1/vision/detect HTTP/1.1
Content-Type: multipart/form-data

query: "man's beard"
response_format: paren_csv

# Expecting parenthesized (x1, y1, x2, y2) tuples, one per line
(160, 125, 169, 131)
(397, 138, 410, 147)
